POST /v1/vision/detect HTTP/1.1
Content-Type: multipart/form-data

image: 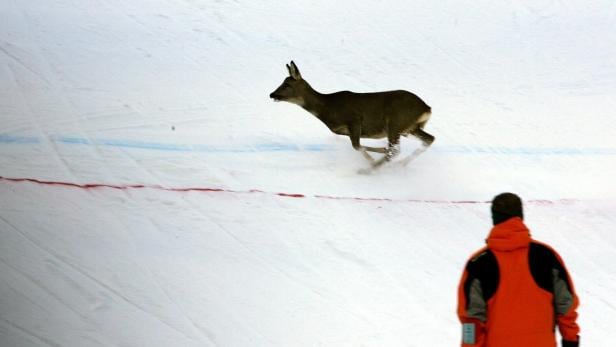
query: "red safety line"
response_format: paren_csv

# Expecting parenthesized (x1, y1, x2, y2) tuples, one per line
(0, 175, 572, 205)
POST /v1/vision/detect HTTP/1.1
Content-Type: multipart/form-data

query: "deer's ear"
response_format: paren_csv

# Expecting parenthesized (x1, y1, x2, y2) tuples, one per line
(286, 63, 293, 77)
(289, 61, 302, 80)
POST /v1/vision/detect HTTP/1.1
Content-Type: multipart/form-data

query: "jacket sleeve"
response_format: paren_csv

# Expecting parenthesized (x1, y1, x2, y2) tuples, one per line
(551, 250, 580, 344)
(457, 269, 486, 347)
(457, 248, 498, 347)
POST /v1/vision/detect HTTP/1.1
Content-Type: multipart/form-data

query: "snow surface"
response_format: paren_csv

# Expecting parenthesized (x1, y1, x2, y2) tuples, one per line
(1, 0, 616, 346)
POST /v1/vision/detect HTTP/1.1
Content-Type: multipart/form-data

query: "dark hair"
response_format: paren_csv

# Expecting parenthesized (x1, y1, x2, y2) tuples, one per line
(491, 192, 523, 225)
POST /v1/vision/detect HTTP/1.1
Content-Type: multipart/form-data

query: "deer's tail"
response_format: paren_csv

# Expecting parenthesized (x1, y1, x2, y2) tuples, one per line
(417, 108, 432, 129)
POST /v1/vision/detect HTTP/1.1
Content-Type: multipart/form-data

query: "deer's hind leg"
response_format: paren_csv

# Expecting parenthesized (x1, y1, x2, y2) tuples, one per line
(413, 128, 435, 148)
(368, 132, 401, 169)
(396, 128, 435, 166)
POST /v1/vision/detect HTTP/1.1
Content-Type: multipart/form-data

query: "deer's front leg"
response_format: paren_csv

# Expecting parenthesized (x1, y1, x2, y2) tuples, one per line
(362, 146, 387, 153)
(349, 123, 376, 163)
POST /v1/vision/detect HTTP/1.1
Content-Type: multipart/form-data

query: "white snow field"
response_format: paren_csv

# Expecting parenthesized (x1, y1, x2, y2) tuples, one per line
(2, 0, 616, 346)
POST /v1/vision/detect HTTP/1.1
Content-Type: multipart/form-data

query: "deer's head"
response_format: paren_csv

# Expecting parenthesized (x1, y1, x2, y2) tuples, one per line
(270, 61, 311, 106)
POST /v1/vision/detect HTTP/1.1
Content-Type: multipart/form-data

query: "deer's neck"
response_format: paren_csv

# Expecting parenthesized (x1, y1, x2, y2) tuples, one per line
(300, 85, 327, 119)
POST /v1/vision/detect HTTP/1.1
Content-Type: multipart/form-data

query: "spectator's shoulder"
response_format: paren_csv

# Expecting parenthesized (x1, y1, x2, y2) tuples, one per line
(466, 246, 498, 275)
(529, 240, 561, 263)
(469, 246, 489, 262)
(531, 239, 558, 252)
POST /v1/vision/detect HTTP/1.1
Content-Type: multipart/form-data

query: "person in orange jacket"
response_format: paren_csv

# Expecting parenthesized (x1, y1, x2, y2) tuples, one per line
(457, 192, 580, 347)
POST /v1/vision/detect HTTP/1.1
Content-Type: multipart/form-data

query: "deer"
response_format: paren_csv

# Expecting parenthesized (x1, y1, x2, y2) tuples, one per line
(269, 61, 434, 172)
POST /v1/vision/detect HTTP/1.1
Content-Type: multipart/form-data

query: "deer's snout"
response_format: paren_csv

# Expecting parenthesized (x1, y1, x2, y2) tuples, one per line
(269, 91, 281, 101)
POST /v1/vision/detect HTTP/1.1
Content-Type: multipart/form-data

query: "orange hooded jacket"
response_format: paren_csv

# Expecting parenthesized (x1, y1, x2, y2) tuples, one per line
(457, 217, 580, 347)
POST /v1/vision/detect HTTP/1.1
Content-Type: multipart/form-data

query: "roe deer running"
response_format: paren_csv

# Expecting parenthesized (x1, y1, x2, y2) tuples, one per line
(269, 61, 434, 171)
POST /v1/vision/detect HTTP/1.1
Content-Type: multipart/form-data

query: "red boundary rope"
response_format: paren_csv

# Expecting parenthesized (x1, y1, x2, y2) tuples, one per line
(0, 176, 570, 205)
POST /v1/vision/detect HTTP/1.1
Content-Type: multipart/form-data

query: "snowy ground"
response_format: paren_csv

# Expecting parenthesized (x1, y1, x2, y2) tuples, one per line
(1, 1, 616, 346)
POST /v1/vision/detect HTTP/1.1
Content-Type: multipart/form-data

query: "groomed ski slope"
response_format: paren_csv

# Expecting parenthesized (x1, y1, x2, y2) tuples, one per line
(1, 1, 616, 346)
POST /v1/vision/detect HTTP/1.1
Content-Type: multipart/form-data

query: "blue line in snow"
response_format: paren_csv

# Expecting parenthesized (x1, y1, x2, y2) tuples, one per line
(55, 136, 91, 145)
(48, 135, 333, 152)
(432, 146, 616, 156)
(96, 138, 192, 151)
(2, 134, 616, 156)
(0, 134, 40, 144)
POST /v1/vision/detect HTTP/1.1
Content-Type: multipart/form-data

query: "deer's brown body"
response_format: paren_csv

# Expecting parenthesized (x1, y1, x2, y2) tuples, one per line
(270, 61, 434, 169)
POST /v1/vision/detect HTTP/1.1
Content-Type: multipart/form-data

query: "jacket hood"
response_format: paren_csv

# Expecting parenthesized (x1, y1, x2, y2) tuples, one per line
(486, 217, 531, 251)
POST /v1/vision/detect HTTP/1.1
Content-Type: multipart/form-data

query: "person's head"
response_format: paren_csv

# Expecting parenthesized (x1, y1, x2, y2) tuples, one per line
(491, 192, 523, 225)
